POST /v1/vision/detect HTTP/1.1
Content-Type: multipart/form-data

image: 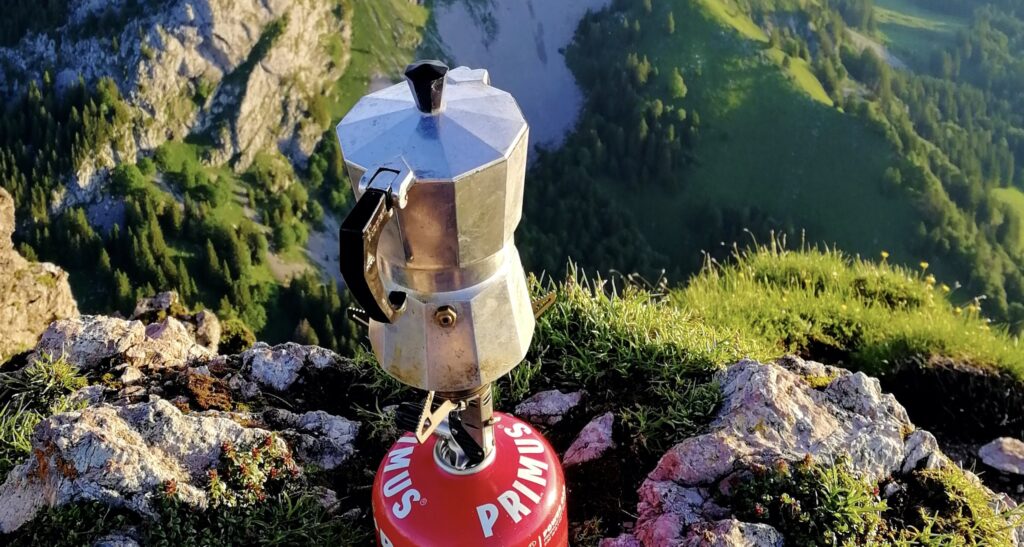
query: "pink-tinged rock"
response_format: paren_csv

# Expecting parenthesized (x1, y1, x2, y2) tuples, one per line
(563, 412, 615, 467)
(515, 389, 583, 426)
(979, 438, 1024, 474)
(599, 533, 642, 547)
(31, 315, 212, 372)
(630, 358, 936, 545)
(634, 480, 728, 545)
(680, 519, 783, 546)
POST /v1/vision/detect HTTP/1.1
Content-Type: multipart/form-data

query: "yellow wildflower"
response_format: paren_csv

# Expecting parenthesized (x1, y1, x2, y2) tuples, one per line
(919, 261, 929, 270)
(880, 251, 889, 260)
(941, 284, 950, 293)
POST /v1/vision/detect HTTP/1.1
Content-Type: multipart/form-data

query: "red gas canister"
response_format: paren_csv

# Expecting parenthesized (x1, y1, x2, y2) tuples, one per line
(372, 412, 568, 547)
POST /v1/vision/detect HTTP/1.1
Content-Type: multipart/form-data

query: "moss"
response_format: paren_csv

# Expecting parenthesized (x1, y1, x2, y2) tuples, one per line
(181, 372, 233, 411)
(887, 466, 1019, 546)
(220, 318, 257, 355)
(33, 273, 57, 288)
(803, 374, 835, 389)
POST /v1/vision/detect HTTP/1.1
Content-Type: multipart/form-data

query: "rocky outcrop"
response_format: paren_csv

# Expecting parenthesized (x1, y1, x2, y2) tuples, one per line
(0, 188, 78, 363)
(131, 291, 221, 353)
(0, 0, 351, 206)
(32, 315, 212, 372)
(609, 357, 1016, 546)
(0, 315, 362, 534)
(0, 399, 286, 533)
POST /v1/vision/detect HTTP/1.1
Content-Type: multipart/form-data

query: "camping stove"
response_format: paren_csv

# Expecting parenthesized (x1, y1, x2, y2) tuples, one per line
(336, 60, 567, 547)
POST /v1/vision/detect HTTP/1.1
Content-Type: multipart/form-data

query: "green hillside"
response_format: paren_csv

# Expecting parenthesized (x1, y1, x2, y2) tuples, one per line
(874, 0, 968, 66)
(521, 0, 1024, 332)
(634, 0, 923, 271)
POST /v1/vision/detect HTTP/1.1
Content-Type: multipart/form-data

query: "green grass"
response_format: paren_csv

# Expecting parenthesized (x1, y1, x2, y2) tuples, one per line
(329, 0, 428, 120)
(608, 0, 926, 274)
(874, 0, 967, 66)
(673, 242, 1024, 378)
(0, 355, 86, 477)
(729, 455, 1021, 546)
(992, 187, 1024, 245)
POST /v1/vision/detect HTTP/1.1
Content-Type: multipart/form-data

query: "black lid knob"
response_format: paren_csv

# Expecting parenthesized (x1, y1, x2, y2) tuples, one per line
(405, 60, 449, 114)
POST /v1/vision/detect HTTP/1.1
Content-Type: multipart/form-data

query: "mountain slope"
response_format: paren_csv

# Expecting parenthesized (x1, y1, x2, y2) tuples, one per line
(520, 0, 1024, 332)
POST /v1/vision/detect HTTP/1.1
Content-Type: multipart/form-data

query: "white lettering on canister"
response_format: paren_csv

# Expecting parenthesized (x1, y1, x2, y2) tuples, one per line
(383, 437, 421, 520)
(497, 490, 531, 522)
(477, 503, 500, 538)
(393, 487, 421, 519)
(518, 455, 548, 486)
(383, 470, 412, 497)
(513, 437, 544, 454)
(475, 423, 554, 538)
(384, 446, 415, 472)
(504, 422, 532, 438)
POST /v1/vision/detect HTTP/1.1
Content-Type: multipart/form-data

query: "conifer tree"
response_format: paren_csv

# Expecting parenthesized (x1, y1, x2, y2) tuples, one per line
(293, 319, 319, 346)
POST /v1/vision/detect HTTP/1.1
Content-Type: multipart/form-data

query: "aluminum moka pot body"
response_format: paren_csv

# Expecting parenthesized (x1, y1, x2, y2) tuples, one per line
(336, 62, 535, 393)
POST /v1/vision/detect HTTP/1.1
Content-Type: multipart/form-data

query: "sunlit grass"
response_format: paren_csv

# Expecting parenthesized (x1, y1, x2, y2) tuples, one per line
(674, 240, 1024, 378)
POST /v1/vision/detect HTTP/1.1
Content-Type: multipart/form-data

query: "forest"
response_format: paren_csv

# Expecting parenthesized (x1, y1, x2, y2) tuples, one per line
(520, 0, 1024, 332)
(0, 74, 360, 355)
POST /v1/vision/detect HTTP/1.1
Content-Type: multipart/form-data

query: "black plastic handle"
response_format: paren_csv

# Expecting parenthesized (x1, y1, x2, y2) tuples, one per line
(339, 189, 407, 323)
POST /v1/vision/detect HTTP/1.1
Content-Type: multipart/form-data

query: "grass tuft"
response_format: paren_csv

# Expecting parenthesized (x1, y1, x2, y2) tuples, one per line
(0, 354, 86, 477)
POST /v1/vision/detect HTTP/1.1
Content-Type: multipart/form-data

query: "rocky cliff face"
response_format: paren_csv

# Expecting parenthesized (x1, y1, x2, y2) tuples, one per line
(0, 188, 78, 362)
(0, 0, 350, 206)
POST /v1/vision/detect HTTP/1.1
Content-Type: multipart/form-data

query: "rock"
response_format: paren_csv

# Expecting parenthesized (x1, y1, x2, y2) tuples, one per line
(0, 0, 351, 207)
(119, 366, 144, 386)
(0, 188, 78, 363)
(31, 315, 212, 371)
(131, 291, 179, 320)
(226, 372, 262, 401)
(32, 316, 146, 370)
(631, 358, 918, 545)
(92, 532, 141, 547)
(131, 291, 221, 354)
(245, 343, 307, 391)
(0, 399, 281, 533)
(69, 385, 106, 407)
(680, 519, 784, 547)
(0, 187, 13, 250)
(980, 438, 1024, 474)
(312, 486, 340, 514)
(242, 342, 346, 392)
(192, 310, 221, 353)
(515, 389, 583, 426)
(902, 430, 943, 473)
(648, 359, 911, 488)
(600, 533, 642, 547)
(564, 412, 615, 467)
(137, 317, 213, 369)
(261, 409, 359, 470)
